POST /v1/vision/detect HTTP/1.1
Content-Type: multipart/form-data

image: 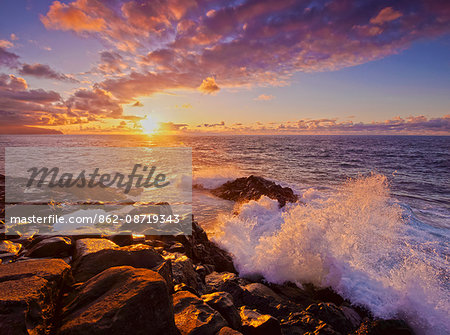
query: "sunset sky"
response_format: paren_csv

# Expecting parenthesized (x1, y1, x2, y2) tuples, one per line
(0, 0, 449, 134)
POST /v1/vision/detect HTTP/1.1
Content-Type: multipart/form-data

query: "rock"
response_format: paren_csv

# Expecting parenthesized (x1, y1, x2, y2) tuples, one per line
(153, 259, 174, 292)
(72, 241, 166, 282)
(182, 221, 236, 273)
(354, 319, 413, 335)
(202, 292, 242, 330)
(164, 252, 202, 291)
(216, 327, 243, 335)
(205, 272, 249, 303)
(211, 175, 298, 207)
(174, 283, 200, 296)
(0, 240, 21, 258)
(108, 233, 134, 246)
(0, 259, 71, 335)
(340, 305, 362, 329)
(239, 307, 282, 335)
(25, 236, 72, 258)
(305, 302, 355, 333)
(74, 238, 118, 260)
(173, 290, 227, 335)
(60, 266, 178, 335)
(232, 283, 302, 319)
(169, 242, 185, 253)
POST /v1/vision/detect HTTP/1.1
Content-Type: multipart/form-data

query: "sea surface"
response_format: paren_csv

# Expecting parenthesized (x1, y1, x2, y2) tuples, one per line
(0, 134, 449, 334)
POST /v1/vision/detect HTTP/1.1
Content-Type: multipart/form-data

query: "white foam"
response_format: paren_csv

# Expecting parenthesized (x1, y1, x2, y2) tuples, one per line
(214, 174, 449, 335)
(193, 167, 243, 189)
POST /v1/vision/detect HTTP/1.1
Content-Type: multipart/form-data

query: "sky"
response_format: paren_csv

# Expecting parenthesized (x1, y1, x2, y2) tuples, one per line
(0, 0, 449, 135)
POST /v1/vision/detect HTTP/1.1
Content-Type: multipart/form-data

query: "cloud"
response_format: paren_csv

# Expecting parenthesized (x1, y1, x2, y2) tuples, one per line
(255, 94, 274, 101)
(41, 0, 105, 33)
(198, 77, 220, 94)
(0, 47, 20, 68)
(370, 7, 403, 25)
(132, 101, 143, 107)
(18, 63, 77, 82)
(0, 73, 68, 126)
(37, 0, 449, 106)
(10, 33, 18, 41)
(97, 51, 128, 74)
(0, 40, 13, 49)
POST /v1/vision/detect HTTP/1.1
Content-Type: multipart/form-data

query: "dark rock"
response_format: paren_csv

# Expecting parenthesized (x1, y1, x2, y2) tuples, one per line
(72, 240, 165, 282)
(305, 302, 355, 332)
(153, 259, 174, 292)
(73, 238, 118, 260)
(108, 233, 134, 246)
(239, 306, 282, 335)
(184, 221, 236, 273)
(211, 175, 298, 207)
(354, 319, 413, 335)
(313, 287, 345, 306)
(60, 266, 178, 335)
(169, 242, 185, 253)
(216, 327, 243, 335)
(174, 283, 200, 296)
(0, 240, 21, 261)
(25, 236, 72, 258)
(163, 252, 203, 291)
(0, 259, 71, 335)
(173, 290, 227, 335)
(202, 292, 242, 330)
(205, 272, 250, 303)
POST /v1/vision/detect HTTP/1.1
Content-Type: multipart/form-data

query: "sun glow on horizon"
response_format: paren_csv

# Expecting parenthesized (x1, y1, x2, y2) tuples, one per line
(140, 115, 159, 134)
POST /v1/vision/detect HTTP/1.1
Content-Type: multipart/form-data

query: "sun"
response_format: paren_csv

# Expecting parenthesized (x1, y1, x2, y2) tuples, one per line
(140, 115, 158, 134)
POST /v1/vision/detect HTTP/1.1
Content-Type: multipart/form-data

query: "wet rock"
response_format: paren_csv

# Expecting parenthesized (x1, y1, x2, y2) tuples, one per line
(74, 238, 118, 260)
(173, 290, 227, 335)
(72, 241, 166, 282)
(211, 175, 298, 207)
(108, 233, 134, 246)
(340, 305, 361, 329)
(0, 259, 71, 335)
(305, 302, 355, 333)
(354, 319, 413, 335)
(60, 266, 178, 335)
(216, 327, 243, 335)
(205, 272, 250, 303)
(202, 292, 242, 330)
(169, 242, 185, 253)
(239, 306, 282, 335)
(25, 236, 72, 258)
(0, 240, 22, 261)
(153, 259, 174, 292)
(182, 221, 236, 273)
(174, 283, 200, 296)
(164, 252, 202, 291)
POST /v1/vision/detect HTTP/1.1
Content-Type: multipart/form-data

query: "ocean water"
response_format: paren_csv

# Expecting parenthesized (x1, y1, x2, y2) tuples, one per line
(0, 134, 449, 334)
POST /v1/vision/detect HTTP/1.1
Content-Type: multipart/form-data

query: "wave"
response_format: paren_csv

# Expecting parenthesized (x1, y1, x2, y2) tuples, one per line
(214, 174, 449, 334)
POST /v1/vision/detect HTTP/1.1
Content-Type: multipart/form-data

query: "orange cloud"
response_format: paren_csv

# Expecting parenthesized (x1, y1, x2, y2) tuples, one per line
(198, 77, 220, 94)
(255, 94, 274, 101)
(370, 7, 403, 25)
(41, 1, 105, 32)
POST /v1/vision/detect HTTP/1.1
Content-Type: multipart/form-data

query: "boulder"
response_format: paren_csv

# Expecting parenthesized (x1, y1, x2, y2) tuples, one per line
(0, 259, 71, 335)
(183, 221, 236, 273)
(163, 252, 202, 291)
(211, 175, 298, 207)
(202, 292, 242, 330)
(72, 241, 166, 283)
(205, 272, 249, 303)
(60, 266, 178, 335)
(239, 307, 281, 335)
(305, 302, 355, 333)
(0, 240, 22, 262)
(216, 327, 243, 335)
(354, 319, 413, 335)
(25, 236, 72, 258)
(74, 238, 118, 260)
(173, 291, 227, 335)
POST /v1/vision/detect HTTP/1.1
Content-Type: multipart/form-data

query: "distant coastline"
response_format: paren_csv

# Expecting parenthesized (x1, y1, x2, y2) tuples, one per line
(0, 126, 63, 135)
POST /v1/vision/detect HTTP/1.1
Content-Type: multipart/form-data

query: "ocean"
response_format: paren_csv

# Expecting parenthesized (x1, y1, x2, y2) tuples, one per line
(0, 134, 449, 334)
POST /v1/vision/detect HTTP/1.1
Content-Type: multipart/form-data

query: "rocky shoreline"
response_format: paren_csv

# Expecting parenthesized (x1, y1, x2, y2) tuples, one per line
(0, 176, 414, 335)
